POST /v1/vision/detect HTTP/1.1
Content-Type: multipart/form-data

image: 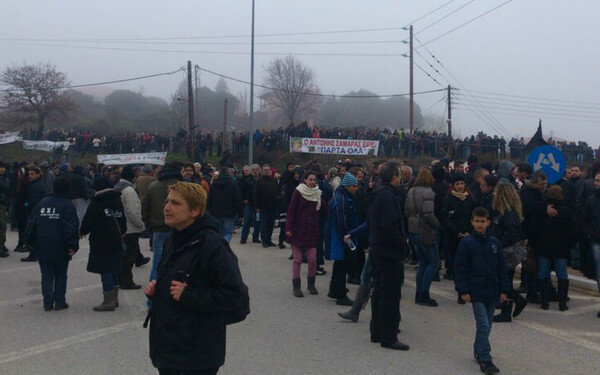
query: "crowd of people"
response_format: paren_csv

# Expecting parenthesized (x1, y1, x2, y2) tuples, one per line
(18, 123, 600, 167)
(3, 147, 600, 374)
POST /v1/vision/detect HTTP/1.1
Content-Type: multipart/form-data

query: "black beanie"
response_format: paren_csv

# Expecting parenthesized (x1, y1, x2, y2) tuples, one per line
(92, 176, 114, 191)
(121, 166, 135, 181)
(451, 173, 466, 185)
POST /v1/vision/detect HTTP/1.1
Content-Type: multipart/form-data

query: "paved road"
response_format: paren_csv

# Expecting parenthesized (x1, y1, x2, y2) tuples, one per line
(1, 229, 599, 375)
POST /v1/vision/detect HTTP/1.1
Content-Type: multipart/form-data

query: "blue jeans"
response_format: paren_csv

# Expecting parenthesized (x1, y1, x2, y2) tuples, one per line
(436, 226, 449, 271)
(472, 302, 496, 362)
(537, 257, 568, 280)
(591, 241, 600, 293)
(39, 260, 69, 308)
(150, 231, 170, 282)
(216, 217, 235, 243)
(241, 204, 260, 242)
(410, 234, 439, 294)
(101, 271, 118, 292)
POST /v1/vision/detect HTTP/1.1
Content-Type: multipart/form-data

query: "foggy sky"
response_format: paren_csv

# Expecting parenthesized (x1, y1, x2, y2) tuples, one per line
(2, 0, 600, 146)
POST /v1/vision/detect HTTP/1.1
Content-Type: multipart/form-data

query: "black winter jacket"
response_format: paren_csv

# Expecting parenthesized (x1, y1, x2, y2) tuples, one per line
(536, 200, 577, 259)
(368, 184, 406, 259)
(454, 232, 511, 305)
(583, 189, 600, 241)
(26, 177, 48, 213)
(520, 184, 547, 248)
(28, 195, 80, 262)
(0, 173, 8, 206)
(80, 189, 127, 274)
(238, 175, 256, 204)
(207, 176, 243, 219)
(149, 214, 244, 371)
(253, 176, 279, 210)
(441, 193, 476, 239)
(491, 210, 523, 248)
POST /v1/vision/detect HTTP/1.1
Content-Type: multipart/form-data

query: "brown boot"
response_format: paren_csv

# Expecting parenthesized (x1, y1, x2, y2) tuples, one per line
(93, 290, 116, 311)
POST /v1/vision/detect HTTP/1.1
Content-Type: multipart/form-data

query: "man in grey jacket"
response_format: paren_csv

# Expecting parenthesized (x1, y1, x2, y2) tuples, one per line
(115, 166, 146, 289)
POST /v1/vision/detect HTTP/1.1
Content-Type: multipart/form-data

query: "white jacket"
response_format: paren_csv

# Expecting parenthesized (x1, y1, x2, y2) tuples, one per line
(118, 181, 145, 234)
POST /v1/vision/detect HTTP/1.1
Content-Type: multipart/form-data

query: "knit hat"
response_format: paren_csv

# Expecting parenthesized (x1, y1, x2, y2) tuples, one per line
(341, 173, 358, 187)
(92, 176, 114, 191)
(121, 165, 135, 181)
(451, 173, 466, 184)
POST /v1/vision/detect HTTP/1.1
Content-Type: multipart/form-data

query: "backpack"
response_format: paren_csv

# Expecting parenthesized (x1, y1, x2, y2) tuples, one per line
(223, 245, 250, 325)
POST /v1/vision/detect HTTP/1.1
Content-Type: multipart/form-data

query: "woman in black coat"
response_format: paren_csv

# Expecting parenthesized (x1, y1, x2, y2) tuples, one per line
(536, 185, 577, 311)
(20, 166, 50, 262)
(145, 182, 244, 375)
(491, 183, 527, 322)
(80, 177, 126, 312)
(441, 173, 476, 286)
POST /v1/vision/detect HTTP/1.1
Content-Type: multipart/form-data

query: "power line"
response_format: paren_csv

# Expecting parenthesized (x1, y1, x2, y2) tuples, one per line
(2, 41, 405, 57)
(415, 0, 476, 35)
(1, 38, 406, 46)
(0, 68, 184, 92)
(466, 89, 600, 107)
(406, 0, 459, 26)
(457, 97, 600, 115)
(195, 65, 446, 99)
(418, 0, 513, 48)
(454, 101, 600, 119)
(453, 106, 600, 124)
(414, 61, 443, 87)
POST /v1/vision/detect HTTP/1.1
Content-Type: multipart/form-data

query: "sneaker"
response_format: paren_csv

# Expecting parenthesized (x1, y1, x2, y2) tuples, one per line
(240, 239, 247, 244)
(316, 267, 327, 276)
(252, 239, 261, 244)
(457, 296, 466, 305)
(336, 297, 354, 306)
(44, 306, 53, 312)
(479, 361, 500, 374)
(278, 243, 286, 249)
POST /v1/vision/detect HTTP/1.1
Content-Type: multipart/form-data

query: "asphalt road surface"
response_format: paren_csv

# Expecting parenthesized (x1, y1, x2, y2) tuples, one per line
(1, 229, 599, 375)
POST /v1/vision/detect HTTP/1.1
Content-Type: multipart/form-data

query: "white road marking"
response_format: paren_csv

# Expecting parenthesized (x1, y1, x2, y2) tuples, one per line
(0, 284, 101, 308)
(517, 320, 600, 354)
(0, 257, 87, 275)
(0, 321, 138, 365)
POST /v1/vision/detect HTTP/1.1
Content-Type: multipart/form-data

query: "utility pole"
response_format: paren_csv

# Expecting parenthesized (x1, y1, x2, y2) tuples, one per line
(194, 65, 199, 132)
(447, 85, 452, 156)
(409, 25, 414, 159)
(248, 0, 255, 165)
(187, 60, 195, 162)
(222, 98, 228, 151)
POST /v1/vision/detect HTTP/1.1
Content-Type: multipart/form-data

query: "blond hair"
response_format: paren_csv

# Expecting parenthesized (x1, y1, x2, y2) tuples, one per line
(492, 183, 523, 221)
(168, 182, 207, 218)
(414, 167, 433, 187)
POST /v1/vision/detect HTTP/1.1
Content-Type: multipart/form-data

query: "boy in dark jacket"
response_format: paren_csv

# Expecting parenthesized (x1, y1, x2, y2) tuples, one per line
(27, 177, 79, 311)
(455, 207, 510, 375)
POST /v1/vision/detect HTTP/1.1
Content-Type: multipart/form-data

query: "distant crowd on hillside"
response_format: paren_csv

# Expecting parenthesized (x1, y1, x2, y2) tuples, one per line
(12, 122, 599, 165)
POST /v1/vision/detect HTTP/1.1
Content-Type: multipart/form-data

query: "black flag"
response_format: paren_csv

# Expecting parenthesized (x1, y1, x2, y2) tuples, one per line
(525, 119, 548, 155)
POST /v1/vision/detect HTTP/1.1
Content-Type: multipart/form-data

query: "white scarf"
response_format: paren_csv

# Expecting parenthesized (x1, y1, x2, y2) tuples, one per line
(296, 183, 322, 211)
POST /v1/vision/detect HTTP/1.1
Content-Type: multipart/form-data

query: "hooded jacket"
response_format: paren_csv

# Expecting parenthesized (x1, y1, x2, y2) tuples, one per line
(142, 170, 183, 232)
(149, 214, 244, 371)
(115, 179, 145, 234)
(497, 161, 517, 188)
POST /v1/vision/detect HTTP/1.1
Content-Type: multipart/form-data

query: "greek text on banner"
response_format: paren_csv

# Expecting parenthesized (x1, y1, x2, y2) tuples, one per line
(97, 152, 167, 166)
(289, 137, 379, 156)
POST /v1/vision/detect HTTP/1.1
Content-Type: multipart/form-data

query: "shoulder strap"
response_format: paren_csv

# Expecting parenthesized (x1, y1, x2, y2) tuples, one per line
(106, 208, 122, 236)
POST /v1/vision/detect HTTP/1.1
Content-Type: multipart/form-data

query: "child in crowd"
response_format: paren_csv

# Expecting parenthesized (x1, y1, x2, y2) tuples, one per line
(454, 207, 511, 374)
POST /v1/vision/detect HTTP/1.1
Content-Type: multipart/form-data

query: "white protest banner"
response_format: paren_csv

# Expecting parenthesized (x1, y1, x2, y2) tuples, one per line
(0, 132, 21, 145)
(289, 137, 379, 156)
(22, 140, 70, 152)
(97, 152, 167, 166)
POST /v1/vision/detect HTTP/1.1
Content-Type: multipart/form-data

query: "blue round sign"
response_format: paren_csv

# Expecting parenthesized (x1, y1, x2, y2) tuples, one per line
(527, 145, 566, 184)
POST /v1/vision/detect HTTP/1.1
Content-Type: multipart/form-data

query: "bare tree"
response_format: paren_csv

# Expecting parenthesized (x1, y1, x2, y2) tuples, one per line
(0, 63, 76, 139)
(262, 56, 321, 123)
